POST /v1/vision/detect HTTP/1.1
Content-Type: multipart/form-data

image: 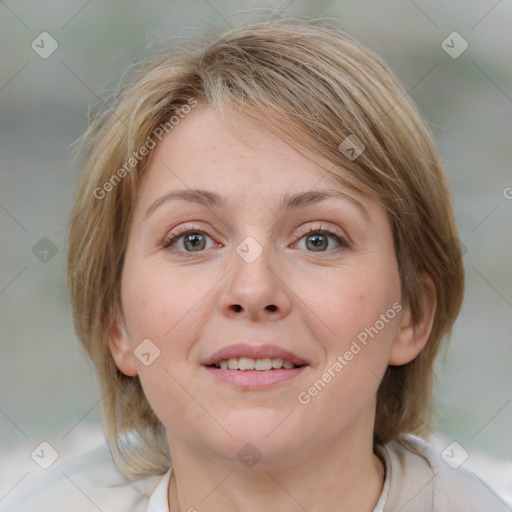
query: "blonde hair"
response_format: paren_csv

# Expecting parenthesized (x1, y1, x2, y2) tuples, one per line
(67, 17, 464, 478)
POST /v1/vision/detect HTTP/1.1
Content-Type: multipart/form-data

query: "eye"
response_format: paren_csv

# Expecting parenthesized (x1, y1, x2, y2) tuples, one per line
(163, 228, 217, 255)
(294, 226, 349, 253)
(163, 224, 349, 256)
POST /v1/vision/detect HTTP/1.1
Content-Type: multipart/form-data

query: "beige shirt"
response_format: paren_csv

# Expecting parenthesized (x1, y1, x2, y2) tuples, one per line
(2, 434, 509, 511)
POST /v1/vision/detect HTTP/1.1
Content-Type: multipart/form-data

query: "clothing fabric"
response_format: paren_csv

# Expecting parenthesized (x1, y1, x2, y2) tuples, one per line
(1, 434, 509, 511)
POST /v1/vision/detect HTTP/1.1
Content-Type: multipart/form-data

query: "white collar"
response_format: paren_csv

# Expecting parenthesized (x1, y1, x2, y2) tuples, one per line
(373, 443, 392, 511)
(147, 468, 172, 512)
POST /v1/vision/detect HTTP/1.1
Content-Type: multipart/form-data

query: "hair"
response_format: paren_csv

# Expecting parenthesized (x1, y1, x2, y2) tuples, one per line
(66, 16, 465, 478)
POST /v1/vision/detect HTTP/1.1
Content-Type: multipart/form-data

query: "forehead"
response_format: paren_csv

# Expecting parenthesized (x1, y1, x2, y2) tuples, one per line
(137, 106, 360, 209)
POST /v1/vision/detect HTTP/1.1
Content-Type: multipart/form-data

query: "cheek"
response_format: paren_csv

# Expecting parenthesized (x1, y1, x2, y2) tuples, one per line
(119, 260, 215, 407)
(121, 259, 208, 341)
(119, 260, 209, 426)
(304, 259, 401, 407)
(295, 252, 402, 409)
(301, 264, 401, 349)
(297, 290, 401, 427)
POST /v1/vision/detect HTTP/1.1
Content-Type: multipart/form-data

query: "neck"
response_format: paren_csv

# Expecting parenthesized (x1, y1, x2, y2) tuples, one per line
(167, 431, 385, 512)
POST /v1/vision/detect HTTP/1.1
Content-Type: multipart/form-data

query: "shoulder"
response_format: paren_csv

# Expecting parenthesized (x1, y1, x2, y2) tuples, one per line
(379, 434, 510, 512)
(0, 443, 163, 512)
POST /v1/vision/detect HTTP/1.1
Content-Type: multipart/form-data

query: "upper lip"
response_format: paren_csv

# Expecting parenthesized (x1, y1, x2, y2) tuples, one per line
(201, 343, 309, 367)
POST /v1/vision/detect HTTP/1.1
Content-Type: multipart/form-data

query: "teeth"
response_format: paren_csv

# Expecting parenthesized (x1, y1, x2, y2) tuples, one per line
(255, 358, 272, 371)
(238, 357, 255, 370)
(272, 358, 283, 369)
(216, 357, 298, 370)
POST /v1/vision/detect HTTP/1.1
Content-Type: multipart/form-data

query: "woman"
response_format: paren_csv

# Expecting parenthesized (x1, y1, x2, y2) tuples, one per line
(4, 16, 506, 512)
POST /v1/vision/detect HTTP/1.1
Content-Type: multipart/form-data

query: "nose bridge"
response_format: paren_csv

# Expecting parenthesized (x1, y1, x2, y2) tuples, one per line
(220, 230, 292, 320)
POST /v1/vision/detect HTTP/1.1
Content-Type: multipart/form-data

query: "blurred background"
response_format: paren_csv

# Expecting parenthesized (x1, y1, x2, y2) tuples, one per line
(1, 0, 511, 505)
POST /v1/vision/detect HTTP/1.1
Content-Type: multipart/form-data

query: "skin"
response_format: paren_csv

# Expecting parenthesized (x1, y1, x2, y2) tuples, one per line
(109, 106, 435, 511)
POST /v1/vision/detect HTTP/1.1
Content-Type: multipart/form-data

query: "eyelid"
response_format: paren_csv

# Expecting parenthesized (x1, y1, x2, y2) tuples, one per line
(292, 224, 351, 251)
(162, 222, 218, 249)
(293, 223, 349, 242)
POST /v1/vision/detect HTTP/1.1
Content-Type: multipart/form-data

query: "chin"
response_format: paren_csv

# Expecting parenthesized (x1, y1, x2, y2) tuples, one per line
(202, 408, 312, 466)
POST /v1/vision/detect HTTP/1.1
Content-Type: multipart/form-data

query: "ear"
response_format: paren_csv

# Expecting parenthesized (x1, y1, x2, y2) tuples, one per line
(388, 276, 437, 366)
(108, 312, 138, 377)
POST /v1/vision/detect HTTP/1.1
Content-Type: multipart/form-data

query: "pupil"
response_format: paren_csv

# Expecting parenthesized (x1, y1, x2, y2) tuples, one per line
(185, 233, 205, 251)
(307, 234, 327, 251)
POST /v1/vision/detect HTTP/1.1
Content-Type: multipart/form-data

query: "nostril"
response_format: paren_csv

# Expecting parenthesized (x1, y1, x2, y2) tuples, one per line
(230, 304, 277, 312)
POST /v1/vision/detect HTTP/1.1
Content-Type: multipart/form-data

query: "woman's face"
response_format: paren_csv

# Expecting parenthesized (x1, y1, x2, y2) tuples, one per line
(110, 106, 420, 466)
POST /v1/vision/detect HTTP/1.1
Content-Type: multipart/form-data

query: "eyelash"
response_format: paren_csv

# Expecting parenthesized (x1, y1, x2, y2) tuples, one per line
(162, 224, 350, 257)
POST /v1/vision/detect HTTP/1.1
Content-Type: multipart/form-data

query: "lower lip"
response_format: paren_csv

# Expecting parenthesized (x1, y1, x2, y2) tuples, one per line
(203, 365, 309, 390)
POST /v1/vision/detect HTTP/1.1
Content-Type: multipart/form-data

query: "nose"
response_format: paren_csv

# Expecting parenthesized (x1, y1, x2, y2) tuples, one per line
(220, 243, 292, 322)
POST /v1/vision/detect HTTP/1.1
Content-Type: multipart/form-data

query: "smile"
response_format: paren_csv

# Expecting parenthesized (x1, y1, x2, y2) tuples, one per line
(203, 362, 308, 390)
(212, 357, 299, 370)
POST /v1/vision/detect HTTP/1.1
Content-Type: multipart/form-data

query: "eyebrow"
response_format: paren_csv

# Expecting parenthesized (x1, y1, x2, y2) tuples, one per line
(144, 188, 370, 220)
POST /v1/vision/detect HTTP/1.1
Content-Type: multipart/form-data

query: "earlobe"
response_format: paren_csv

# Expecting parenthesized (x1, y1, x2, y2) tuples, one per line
(388, 276, 437, 366)
(108, 315, 138, 377)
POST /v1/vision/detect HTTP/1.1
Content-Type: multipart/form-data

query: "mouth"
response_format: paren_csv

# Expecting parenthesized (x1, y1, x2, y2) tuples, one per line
(207, 357, 303, 371)
(201, 343, 310, 390)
